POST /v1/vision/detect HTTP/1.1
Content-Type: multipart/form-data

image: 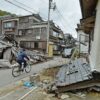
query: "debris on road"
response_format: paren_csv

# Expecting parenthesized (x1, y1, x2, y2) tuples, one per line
(53, 58, 100, 93)
(30, 73, 40, 84)
(12, 48, 48, 65)
(1, 62, 100, 100)
(23, 81, 33, 88)
(60, 94, 70, 99)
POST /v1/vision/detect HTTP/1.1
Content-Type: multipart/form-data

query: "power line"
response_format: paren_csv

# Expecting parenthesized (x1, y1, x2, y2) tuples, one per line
(56, 12, 68, 29)
(4, 0, 68, 32)
(56, 7, 73, 30)
(13, 0, 48, 20)
(54, 10, 69, 31)
(51, 11, 68, 32)
(45, 0, 74, 31)
(13, 0, 38, 13)
(50, 9, 67, 32)
(52, 5, 76, 33)
(5, 0, 33, 14)
(4, 0, 48, 20)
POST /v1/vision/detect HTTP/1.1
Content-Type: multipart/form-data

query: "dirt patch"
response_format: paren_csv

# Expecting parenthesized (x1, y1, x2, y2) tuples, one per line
(39, 67, 60, 84)
(41, 67, 60, 79)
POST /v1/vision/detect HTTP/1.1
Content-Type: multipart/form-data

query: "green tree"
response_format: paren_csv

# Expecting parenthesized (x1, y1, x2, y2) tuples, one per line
(0, 10, 16, 16)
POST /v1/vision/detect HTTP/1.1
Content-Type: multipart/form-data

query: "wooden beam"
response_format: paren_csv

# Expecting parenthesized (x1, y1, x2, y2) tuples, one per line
(81, 16, 95, 24)
(57, 79, 100, 93)
(78, 16, 95, 33)
(84, 23, 94, 28)
(80, 0, 97, 18)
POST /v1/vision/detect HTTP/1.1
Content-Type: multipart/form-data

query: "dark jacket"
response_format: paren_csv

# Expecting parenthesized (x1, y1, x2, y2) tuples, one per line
(16, 50, 29, 61)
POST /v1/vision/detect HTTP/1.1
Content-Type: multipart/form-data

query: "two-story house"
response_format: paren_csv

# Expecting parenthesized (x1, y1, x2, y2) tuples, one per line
(0, 14, 64, 54)
(16, 15, 64, 54)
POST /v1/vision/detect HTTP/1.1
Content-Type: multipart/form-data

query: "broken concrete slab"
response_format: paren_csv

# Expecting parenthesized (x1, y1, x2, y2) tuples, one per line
(0, 59, 11, 68)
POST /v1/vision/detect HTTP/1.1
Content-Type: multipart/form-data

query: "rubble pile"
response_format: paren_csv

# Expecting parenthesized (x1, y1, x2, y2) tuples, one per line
(0, 44, 47, 68)
(0, 34, 48, 68)
(48, 58, 100, 93)
(11, 47, 48, 64)
(0, 37, 13, 68)
(26, 50, 47, 63)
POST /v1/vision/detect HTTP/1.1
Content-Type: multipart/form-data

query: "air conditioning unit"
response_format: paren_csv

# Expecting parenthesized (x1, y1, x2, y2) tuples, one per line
(36, 36, 40, 40)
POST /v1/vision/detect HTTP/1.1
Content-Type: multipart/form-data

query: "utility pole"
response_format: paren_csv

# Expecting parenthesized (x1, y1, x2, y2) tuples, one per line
(46, 0, 56, 54)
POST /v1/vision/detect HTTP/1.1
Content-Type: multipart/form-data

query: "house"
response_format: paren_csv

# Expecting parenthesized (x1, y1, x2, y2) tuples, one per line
(0, 14, 64, 54)
(78, 0, 100, 71)
(0, 15, 18, 39)
(16, 14, 64, 54)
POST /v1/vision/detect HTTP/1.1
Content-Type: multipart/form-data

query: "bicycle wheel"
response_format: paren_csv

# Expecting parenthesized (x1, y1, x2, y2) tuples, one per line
(12, 66, 20, 77)
(25, 64, 31, 73)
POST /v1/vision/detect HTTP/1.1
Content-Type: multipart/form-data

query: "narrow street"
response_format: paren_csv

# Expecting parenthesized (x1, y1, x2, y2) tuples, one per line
(0, 0, 100, 100)
(0, 57, 68, 88)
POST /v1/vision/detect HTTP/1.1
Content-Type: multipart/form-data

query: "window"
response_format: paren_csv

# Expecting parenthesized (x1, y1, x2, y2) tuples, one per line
(27, 29, 32, 33)
(33, 28, 40, 34)
(34, 42, 39, 48)
(27, 29, 32, 35)
(33, 28, 40, 38)
(41, 27, 46, 34)
(20, 41, 34, 49)
(4, 22, 13, 28)
(30, 42, 34, 48)
(18, 30, 22, 36)
(18, 30, 26, 36)
(53, 31, 59, 37)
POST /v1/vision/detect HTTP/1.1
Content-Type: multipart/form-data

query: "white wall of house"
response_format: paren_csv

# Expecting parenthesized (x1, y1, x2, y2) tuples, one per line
(77, 30, 89, 53)
(89, 0, 100, 71)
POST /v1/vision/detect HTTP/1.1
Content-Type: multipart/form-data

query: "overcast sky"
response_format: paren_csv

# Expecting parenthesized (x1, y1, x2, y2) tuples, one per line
(0, 0, 82, 38)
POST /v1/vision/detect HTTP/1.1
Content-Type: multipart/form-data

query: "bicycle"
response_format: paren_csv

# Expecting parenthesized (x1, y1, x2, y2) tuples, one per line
(12, 61, 31, 77)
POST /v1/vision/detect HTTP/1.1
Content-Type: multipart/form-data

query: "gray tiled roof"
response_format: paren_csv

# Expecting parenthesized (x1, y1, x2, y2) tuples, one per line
(56, 58, 92, 86)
